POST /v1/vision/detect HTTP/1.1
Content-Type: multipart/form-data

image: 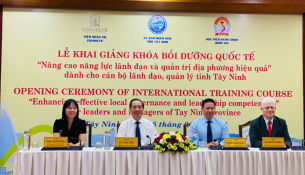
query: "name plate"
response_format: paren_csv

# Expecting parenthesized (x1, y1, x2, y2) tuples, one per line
(44, 137, 68, 148)
(115, 137, 138, 148)
(224, 138, 247, 148)
(262, 137, 284, 148)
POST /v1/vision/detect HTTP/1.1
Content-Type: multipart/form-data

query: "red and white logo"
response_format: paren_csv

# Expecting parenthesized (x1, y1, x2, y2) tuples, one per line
(214, 17, 230, 36)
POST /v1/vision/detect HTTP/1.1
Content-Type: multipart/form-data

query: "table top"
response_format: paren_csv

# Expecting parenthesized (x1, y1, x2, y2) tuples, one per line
(19, 147, 298, 153)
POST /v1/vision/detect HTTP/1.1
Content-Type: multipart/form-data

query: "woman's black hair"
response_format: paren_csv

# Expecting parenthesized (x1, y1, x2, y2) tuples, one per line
(61, 99, 79, 134)
(62, 99, 79, 120)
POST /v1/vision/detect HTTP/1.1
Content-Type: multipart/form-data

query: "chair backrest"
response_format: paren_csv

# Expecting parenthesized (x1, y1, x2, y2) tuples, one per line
(239, 121, 251, 147)
(117, 123, 121, 133)
(183, 122, 192, 136)
(85, 124, 92, 147)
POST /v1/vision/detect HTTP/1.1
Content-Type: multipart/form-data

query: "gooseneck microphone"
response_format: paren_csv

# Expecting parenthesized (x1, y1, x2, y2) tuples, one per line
(139, 135, 153, 150)
(70, 137, 82, 147)
(68, 137, 83, 150)
(146, 135, 151, 146)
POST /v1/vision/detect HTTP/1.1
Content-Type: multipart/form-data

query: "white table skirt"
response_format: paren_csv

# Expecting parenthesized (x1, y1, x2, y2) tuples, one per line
(13, 148, 305, 175)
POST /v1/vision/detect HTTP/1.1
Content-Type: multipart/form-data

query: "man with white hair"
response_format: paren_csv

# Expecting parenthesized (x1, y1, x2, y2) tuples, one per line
(249, 97, 292, 148)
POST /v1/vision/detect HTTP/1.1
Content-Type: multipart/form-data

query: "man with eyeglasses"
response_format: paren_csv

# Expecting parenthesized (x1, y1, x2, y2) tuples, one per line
(249, 97, 292, 148)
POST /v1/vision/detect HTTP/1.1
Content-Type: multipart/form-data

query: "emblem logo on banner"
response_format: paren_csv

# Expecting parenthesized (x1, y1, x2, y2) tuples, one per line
(90, 15, 100, 27)
(82, 15, 108, 34)
(214, 17, 230, 36)
(148, 15, 167, 34)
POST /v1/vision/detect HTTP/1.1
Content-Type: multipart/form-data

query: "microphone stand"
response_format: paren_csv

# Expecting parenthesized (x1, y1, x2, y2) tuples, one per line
(147, 135, 152, 146)
(139, 135, 153, 150)
(208, 138, 223, 150)
(68, 137, 83, 150)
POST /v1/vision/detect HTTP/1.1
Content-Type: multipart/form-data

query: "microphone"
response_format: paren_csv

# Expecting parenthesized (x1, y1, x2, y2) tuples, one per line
(71, 137, 82, 146)
(68, 137, 83, 150)
(208, 138, 223, 150)
(139, 135, 153, 150)
(70, 137, 82, 146)
(146, 135, 151, 146)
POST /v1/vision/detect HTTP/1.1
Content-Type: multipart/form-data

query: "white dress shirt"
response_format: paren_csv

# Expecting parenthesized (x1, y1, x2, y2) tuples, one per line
(263, 117, 273, 129)
(117, 117, 157, 146)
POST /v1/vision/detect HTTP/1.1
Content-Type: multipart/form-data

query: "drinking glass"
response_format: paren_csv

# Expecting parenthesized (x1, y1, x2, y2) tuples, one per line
(32, 142, 39, 150)
(95, 141, 103, 149)
(199, 141, 207, 149)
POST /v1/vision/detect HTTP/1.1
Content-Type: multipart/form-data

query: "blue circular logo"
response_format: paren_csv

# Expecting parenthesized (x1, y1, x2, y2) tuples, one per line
(148, 15, 167, 35)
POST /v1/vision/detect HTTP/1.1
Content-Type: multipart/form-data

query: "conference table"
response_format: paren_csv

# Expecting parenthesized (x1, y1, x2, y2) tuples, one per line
(14, 147, 305, 175)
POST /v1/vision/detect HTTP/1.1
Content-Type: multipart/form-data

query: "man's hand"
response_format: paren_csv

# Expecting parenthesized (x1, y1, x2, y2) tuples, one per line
(211, 142, 219, 146)
(143, 143, 149, 146)
(204, 143, 213, 148)
(204, 142, 219, 148)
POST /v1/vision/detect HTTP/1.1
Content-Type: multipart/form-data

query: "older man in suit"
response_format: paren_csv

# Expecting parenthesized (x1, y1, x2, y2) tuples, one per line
(249, 97, 292, 148)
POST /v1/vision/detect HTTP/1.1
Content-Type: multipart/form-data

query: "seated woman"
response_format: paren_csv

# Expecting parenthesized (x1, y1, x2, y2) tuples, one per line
(53, 99, 86, 146)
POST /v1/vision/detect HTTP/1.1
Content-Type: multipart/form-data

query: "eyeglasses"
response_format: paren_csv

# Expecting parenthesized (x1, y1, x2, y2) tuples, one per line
(263, 106, 275, 110)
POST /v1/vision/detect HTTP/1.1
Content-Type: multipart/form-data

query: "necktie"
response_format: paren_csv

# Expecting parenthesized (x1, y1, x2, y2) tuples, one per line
(207, 121, 212, 143)
(135, 121, 141, 147)
(268, 121, 272, 137)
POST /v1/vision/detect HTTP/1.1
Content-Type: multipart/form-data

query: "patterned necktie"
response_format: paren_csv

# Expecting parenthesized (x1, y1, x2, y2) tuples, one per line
(207, 121, 212, 143)
(268, 121, 272, 137)
(135, 121, 141, 147)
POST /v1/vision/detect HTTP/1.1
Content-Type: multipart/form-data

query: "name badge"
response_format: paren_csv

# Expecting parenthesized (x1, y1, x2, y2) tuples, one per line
(44, 137, 68, 148)
(115, 137, 138, 148)
(262, 137, 284, 148)
(224, 138, 247, 148)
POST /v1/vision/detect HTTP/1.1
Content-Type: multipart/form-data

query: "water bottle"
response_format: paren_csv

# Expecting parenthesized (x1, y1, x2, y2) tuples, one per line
(193, 131, 199, 146)
(104, 131, 110, 150)
(23, 131, 31, 151)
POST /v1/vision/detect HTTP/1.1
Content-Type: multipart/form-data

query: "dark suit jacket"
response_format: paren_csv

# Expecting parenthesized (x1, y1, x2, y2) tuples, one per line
(249, 115, 292, 148)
